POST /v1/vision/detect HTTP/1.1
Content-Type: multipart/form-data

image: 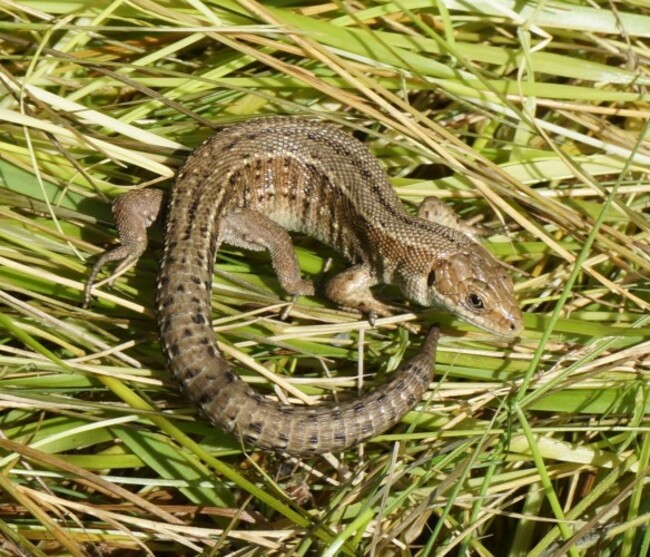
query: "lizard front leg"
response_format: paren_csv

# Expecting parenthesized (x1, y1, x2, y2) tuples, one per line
(322, 264, 402, 321)
(418, 196, 486, 243)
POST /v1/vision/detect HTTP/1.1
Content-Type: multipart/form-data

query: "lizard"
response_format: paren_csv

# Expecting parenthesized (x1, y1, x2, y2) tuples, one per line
(85, 117, 523, 456)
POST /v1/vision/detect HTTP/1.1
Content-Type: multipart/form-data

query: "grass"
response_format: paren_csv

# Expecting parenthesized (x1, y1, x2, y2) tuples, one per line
(0, 0, 648, 555)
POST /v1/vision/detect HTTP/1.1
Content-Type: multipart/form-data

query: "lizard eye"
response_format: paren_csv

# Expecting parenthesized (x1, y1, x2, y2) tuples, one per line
(427, 270, 436, 287)
(467, 293, 484, 311)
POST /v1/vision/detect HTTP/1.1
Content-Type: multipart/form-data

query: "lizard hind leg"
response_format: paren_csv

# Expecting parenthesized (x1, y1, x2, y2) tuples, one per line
(220, 208, 314, 297)
(83, 188, 165, 307)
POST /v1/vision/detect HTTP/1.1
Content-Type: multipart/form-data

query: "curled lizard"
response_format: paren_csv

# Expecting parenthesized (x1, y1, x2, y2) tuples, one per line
(85, 117, 523, 456)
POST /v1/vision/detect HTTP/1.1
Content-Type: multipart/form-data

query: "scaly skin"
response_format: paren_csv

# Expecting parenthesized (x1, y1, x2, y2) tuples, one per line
(86, 117, 522, 455)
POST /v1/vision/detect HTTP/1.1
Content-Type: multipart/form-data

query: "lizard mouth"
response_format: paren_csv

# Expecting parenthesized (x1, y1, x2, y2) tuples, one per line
(453, 302, 523, 338)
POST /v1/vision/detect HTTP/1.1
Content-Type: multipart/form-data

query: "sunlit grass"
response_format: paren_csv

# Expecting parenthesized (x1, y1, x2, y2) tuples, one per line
(0, 1, 648, 555)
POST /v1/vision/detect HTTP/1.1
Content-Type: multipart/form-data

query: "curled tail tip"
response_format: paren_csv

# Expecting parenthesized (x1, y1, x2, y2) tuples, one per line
(423, 324, 441, 355)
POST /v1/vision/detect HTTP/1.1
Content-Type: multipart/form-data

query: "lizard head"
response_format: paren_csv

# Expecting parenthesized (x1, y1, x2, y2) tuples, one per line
(406, 243, 523, 337)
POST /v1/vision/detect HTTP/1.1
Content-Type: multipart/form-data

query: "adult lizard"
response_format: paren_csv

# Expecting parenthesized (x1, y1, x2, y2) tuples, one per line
(85, 117, 523, 456)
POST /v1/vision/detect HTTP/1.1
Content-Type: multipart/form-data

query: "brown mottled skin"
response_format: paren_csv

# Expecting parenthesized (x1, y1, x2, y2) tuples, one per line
(85, 117, 522, 456)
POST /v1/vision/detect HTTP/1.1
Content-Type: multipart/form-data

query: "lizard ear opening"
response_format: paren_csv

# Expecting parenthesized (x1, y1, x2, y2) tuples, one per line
(427, 269, 436, 287)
